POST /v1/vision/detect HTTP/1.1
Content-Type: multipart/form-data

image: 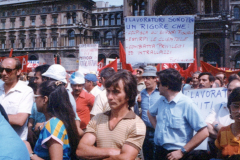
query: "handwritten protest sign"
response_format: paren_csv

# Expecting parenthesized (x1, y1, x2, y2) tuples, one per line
(61, 57, 79, 72)
(79, 44, 98, 73)
(38, 53, 54, 65)
(125, 15, 194, 64)
(184, 87, 228, 150)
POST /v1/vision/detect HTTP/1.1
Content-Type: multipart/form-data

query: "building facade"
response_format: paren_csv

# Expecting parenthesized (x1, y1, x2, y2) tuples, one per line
(124, 0, 240, 68)
(0, 0, 123, 63)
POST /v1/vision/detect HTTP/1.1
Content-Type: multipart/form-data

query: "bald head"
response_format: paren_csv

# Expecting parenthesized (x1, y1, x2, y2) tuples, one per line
(227, 79, 240, 98)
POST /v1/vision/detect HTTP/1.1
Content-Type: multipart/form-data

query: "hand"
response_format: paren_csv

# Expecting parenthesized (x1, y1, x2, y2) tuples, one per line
(167, 150, 183, 160)
(137, 94, 141, 103)
(34, 122, 44, 132)
(23, 140, 33, 154)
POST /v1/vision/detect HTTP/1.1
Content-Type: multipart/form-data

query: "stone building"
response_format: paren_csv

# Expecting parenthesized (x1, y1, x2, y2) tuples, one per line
(0, 0, 123, 63)
(124, 0, 240, 68)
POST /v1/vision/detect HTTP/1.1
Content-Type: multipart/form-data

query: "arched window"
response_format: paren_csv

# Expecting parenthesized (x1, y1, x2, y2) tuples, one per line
(98, 15, 102, 26)
(104, 31, 113, 46)
(133, 3, 138, 16)
(104, 15, 109, 26)
(234, 6, 240, 19)
(110, 14, 115, 25)
(93, 32, 100, 44)
(140, 2, 145, 16)
(117, 31, 124, 45)
(68, 30, 75, 46)
(116, 14, 121, 25)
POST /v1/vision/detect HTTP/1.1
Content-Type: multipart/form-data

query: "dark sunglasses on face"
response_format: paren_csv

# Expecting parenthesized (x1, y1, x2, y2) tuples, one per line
(0, 67, 16, 73)
(137, 70, 142, 74)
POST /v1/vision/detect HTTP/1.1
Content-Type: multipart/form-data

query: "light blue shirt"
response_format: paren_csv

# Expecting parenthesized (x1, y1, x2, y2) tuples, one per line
(149, 92, 206, 150)
(141, 88, 161, 128)
(29, 102, 46, 129)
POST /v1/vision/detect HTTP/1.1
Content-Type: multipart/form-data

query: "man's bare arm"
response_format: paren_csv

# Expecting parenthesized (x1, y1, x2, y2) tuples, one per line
(76, 133, 120, 159)
(104, 143, 139, 160)
(206, 123, 218, 139)
(8, 113, 29, 126)
(147, 110, 156, 129)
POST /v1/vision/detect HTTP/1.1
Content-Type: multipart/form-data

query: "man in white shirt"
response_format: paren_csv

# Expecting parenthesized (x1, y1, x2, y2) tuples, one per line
(84, 73, 101, 97)
(0, 58, 34, 140)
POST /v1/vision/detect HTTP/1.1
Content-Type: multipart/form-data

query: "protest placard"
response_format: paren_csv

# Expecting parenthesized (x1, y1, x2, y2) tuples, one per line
(183, 87, 228, 150)
(61, 57, 79, 72)
(79, 44, 98, 73)
(125, 15, 195, 64)
(38, 53, 54, 65)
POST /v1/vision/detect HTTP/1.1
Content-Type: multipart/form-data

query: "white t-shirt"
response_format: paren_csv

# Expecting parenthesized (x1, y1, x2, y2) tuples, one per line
(0, 80, 34, 140)
(90, 85, 102, 97)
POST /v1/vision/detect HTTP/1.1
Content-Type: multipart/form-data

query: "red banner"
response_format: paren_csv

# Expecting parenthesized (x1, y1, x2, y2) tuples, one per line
(97, 59, 104, 71)
(98, 58, 118, 73)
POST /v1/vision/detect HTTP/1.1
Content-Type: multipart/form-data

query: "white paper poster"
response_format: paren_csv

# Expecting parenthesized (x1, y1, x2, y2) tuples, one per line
(38, 53, 54, 65)
(61, 58, 79, 72)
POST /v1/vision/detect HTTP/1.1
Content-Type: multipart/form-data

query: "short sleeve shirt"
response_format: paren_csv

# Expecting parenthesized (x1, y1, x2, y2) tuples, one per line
(86, 110, 146, 151)
(0, 80, 34, 140)
(29, 102, 46, 129)
(149, 92, 206, 150)
(34, 117, 71, 160)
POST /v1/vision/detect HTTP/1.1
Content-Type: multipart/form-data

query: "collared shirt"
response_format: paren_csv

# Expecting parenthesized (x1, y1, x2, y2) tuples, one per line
(205, 102, 234, 126)
(90, 89, 111, 116)
(140, 88, 161, 128)
(67, 90, 80, 121)
(90, 85, 102, 97)
(86, 110, 146, 151)
(149, 92, 206, 150)
(0, 80, 34, 140)
(74, 90, 95, 129)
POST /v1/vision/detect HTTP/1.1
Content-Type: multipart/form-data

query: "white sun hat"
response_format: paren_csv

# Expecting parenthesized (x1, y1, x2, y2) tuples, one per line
(42, 64, 67, 84)
(70, 71, 85, 84)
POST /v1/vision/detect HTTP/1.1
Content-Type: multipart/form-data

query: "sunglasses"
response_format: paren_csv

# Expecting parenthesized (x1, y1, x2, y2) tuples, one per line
(137, 70, 142, 74)
(0, 67, 16, 73)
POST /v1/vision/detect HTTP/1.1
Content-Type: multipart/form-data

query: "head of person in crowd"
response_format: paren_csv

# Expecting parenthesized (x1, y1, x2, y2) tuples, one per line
(198, 72, 215, 88)
(19, 73, 27, 82)
(186, 77, 193, 85)
(0, 58, 21, 85)
(216, 72, 227, 85)
(227, 79, 240, 97)
(228, 74, 240, 84)
(41, 64, 67, 85)
(27, 72, 35, 81)
(99, 68, 115, 87)
(157, 68, 182, 97)
(142, 66, 157, 91)
(191, 71, 201, 89)
(136, 65, 145, 80)
(227, 87, 240, 121)
(70, 71, 85, 97)
(84, 73, 98, 93)
(34, 64, 50, 86)
(214, 76, 223, 87)
(36, 80, 79, 159)
(105, 70, 137, 110)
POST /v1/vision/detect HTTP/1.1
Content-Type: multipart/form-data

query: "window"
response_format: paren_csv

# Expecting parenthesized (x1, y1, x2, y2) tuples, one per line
(53, 17, 57, 24)
(234, 7, 240, 19)
(31, 39, 35, 48)
(1, 40, 5, 49)
(104, 31, 113, 45)
(133, 3, 138, 16)
(205, 0, 219, 14)
(21, 20, 25, 27)
(91, 15, 96, 26)
(31, 19, 35, 26)
(236, 34, 240, 41)
(31, 9, 35, 14)
(68, 30, 75, 46)
(53, 37, 57, 47)
(53, 7, 57, 12)
(67, 13, 71, 24)
(110, 14, 115, 25)
(67, 5, 71, 11)
(2, 22, 5, 29)
(42, 18, 46, 25)
(11, 21, 15, 28)
(42, 8, 46, 13)
(93, 32, 100, 44)
(21, 39, 25, 48)
(11, 40, 15, 48)
(117, 14, 121, 25)
(98, 15, 102, 26)
(72, 13, 76, 24)
(2, 12, 5, 17)
(42, 38, 46, 48)
(104, 15, 109, 26)
(12, 11, 15, 16)
(117, 31, 124, 45)
(140, 2, 145, 16)
(22, 10, 26, 15)
(72, 5, 76, 10)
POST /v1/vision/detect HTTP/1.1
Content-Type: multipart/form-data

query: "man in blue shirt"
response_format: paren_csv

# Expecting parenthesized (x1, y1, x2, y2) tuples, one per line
(140, 66, 161, 160)
(148, 68, 209, 160)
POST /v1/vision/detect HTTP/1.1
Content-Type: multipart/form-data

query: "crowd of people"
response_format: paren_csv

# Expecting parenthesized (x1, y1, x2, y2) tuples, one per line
(1, 57, 240, 160)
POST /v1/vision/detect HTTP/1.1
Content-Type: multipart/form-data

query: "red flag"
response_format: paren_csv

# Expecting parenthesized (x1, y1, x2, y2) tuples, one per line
(98, 58, 118, 73)
(14, 55, 28, 72)
(119, 41, 133, 72)
(54, 56, 61, 64)
(97, 59, 104, 71)
(156, 64, 161, 71)
(9, 48, 13, 57)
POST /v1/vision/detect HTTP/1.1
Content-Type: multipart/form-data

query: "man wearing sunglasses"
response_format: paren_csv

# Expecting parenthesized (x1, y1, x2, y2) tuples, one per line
(0, 58, 34, 140)
(136, 65, 146, 93)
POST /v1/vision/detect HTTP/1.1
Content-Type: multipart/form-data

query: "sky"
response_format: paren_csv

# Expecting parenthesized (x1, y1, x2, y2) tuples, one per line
(93, 0, 123, 6)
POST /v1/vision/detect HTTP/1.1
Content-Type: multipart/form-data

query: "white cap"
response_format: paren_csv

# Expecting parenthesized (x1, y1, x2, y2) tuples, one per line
(42, 64, 67, 84)
(70, 71, 85, 84)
